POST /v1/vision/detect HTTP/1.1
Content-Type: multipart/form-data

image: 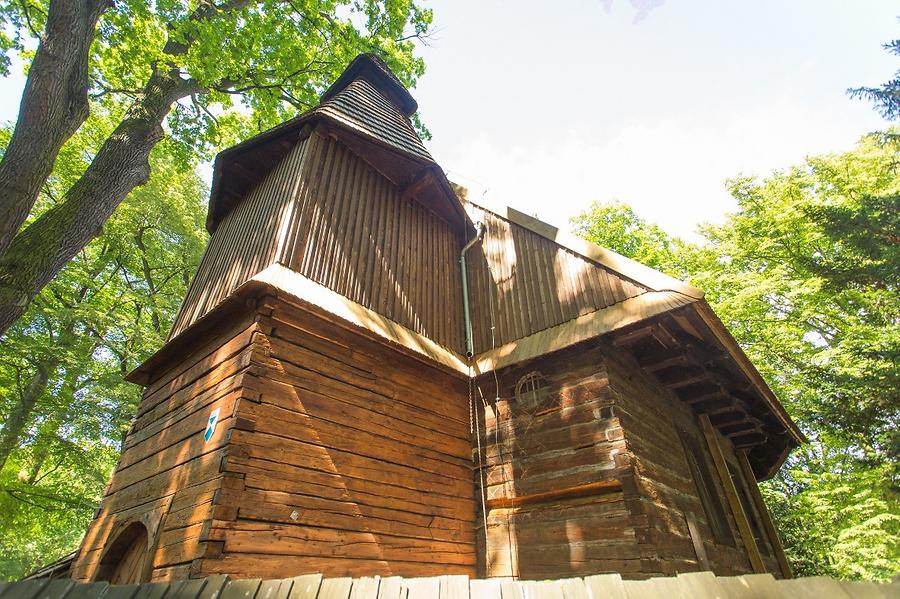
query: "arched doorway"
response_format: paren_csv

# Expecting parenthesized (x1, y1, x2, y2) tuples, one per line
(94, 522, 151, 584)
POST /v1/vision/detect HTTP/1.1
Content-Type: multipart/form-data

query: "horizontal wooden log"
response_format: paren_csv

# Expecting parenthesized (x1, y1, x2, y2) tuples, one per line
(227, 429, 472, 498)
(486, 479, 622, 509)
(197, 552, 475, 580)
(208, 521, 472, 565)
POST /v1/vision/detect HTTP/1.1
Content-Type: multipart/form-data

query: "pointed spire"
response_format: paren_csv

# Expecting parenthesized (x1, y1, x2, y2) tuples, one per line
(320, 53, 419, 117)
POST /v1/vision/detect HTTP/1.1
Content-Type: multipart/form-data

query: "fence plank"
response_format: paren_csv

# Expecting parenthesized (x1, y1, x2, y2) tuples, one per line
(438, 575, 469, 599)
(403, 576, 440, 599)
(558, 579, 589, 599)
(375, 577, 402, 599)
(779, 577, 853, 599)
(673, 572, 723, 599)
(348, 577, 379, 599)
(198, 576, 231, 599)
(289, 575, 322, 599)
(468, 579, 501, 599)
(317, 578, 352, 599)
(584, 574, 627, 599)
(220, 579, 262, 599)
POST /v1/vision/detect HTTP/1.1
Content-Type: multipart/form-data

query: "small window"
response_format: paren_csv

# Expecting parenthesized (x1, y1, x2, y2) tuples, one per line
(514, 371, 550, 412)
(680, 434, 733, 546)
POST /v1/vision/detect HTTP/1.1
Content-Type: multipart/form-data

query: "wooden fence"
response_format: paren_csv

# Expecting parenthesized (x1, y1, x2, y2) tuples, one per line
(2, 572, 896, 599)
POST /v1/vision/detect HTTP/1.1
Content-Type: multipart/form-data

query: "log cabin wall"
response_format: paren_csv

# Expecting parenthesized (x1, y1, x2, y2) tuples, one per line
(473, 341, 782, 581)
(465, 205, 650, 354)
(200, 294, 476, 579)
(170, 131, 465, 352)
(600, 344, 782, 577)
(72, 313, 263, 582)
(473, 343, 643, 580)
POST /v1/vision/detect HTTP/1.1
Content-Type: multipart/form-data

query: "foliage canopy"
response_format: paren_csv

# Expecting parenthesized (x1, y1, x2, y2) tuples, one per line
(572, 132, 900, 581)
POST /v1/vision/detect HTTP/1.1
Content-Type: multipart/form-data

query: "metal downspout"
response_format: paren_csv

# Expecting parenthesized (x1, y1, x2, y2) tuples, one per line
(460, 222, 485, 358)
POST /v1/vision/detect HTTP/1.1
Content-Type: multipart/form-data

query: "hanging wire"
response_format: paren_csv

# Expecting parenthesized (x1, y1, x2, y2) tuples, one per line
(470, 365, 489, 551)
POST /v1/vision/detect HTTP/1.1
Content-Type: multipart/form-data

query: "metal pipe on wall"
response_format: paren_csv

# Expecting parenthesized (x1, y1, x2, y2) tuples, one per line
(460, 221, 485, 358)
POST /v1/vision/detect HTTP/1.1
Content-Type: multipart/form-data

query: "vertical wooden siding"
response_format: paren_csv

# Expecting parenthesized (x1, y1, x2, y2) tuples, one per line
(465, 206, 650, 354)
(170, 138, 311, 339)
(279, 133, 464, 351)
(170, 132, 464, 352)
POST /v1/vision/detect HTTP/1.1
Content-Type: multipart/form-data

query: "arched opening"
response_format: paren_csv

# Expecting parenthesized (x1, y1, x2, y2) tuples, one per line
(94, 522, 150, 584)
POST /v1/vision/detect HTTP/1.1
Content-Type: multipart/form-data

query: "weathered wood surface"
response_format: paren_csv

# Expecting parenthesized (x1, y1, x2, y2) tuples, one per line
(601, 345, 782, 578)
(171, 130, 465, 352)
(71, 318, 264, 582)
(474, 344, 640, 579)
(465, 203, 653, 355)
(199, 299, 476, 580)
(4, 573, 895, 599)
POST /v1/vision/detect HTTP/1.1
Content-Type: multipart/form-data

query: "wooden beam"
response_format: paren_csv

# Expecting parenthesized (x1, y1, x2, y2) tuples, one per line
(730, 432, 768, 448)
(681, 388, 727, 405)
(613, 324, 656, 347)
(641, 354, 689, 373)
(699, 414, 767, 574)
(719, 421, 760, 436)
(400, 168, 434, 202)
(708, 410, 750, 426)
(666, 372, 713, 390)
(485, 479, 622, 510)
(685, 511, 711, 571)
(652, 323, 680, 349)
(737, 450, 793, 579)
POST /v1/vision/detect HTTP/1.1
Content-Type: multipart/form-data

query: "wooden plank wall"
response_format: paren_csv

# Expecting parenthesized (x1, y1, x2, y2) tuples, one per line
(72, 314, 265, 582)
(279, 133, 464, 351)
(6, 572, 898, 599)
(473, 344, 642, 580)
(200, 295, 476, 579)
(170, 131, 465, 352)
(600, 345, 782, 578)
(465, 205, 650, 354)
(170, 138, 312, 338)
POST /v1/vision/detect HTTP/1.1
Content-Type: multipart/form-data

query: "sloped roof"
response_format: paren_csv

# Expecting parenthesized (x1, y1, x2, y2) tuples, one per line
(316, 78, 433, 161)
(205, 54, 463, 234)
(460, 196, 805, 476)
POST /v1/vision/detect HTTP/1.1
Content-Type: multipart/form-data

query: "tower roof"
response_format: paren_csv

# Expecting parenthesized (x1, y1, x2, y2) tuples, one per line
(204, 54, 464, 234)
(320, 53, 419, 117)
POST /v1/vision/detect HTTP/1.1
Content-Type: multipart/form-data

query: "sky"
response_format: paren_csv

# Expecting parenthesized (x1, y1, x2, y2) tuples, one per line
(410, 1, 897, 240)
(0, 1, 896, 241)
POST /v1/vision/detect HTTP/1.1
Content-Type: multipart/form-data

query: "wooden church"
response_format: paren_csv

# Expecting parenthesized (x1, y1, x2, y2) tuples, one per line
(69, 54, 804, 585)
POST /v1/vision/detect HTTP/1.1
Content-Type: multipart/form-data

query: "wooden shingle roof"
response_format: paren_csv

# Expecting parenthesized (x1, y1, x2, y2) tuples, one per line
(204, 55, 463, 234)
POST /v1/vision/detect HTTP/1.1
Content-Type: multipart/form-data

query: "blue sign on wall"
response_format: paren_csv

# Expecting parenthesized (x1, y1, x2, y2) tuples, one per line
(204, 408, 221, 443)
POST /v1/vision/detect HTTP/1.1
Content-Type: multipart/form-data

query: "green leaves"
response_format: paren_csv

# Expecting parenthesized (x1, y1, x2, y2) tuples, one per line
(0, 115, 207, 580)
(571, 130, 900, 581)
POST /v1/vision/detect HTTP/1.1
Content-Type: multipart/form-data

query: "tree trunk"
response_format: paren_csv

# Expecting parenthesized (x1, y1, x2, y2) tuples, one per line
(0, 0, 109, 254)
(0, 361, 55, 471)
(0, 68, 195, 336)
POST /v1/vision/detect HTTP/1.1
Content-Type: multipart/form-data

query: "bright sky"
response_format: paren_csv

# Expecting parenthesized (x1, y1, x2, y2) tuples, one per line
(0, 1, 895, 241)
(413, 1, 897, 239)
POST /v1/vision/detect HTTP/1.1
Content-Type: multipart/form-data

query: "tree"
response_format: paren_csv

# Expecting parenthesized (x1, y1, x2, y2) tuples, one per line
(0, 113, 207, 579)
(570, 132, 900, 580)
(848, 39, 900, 121)
(569, 200, 692, 278)
(0, 0, 432, 337)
